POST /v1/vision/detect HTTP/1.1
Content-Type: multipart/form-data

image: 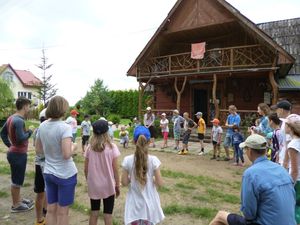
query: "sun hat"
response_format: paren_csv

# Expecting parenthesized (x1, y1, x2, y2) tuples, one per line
(272, 100, 292, 111)
(133, 125, 150, 142)
(195, 112, 203, 116)
(99, 117, 107, 121)
(211, 118, 220, 124)
(146, 106, 151, 111)
(161, 113, 166, 116)
(108, 121, 113, 125)
(70, 109, 79, 115)
(92, 120, 109, 135)
(239, 134, 267, 150)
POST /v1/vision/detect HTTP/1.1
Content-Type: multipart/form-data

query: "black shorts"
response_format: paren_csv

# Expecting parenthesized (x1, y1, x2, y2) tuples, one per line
(82, 135, 90, 145)
(148, 126, 157, 138)
(198, 133, 204, 140)
(227, 214, 260, 225)
(7, 152, 27, 187)
(90, 195, 115, 214)
(34, 164, 45, 193)
(212, 141, 220, 146)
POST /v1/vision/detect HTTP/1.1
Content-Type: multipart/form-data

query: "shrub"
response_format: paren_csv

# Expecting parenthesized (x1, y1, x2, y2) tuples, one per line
(107, 114, 121, 124)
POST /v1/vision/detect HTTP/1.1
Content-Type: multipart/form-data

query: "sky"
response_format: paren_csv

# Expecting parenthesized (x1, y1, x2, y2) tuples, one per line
(0, 0, 299, 105)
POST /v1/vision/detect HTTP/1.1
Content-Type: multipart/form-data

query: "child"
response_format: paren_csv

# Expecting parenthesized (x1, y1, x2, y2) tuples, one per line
(84, 119, 120, 225)
(81, 115, 91, 153)
(268, 113, 284, 162)
(195, 112, 206, 155)
(121, 125, 165, 225)
(160, 113, 169, 149)
(171, 109, 184, 151)
(119, 126, 129, 148)
(231, 125, 244, 166)
(65, 109, 79, 143)
(108, 121, 114, 140)
(210, 118, 223, 160)
(282, 114, 300, 224)
(178, 112, 197, 155)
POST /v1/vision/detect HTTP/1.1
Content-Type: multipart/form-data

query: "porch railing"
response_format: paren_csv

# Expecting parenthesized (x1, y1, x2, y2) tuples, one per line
(138, 44, 275, 77)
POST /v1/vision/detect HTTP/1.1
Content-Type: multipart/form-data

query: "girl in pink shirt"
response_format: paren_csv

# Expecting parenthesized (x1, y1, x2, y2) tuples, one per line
(84, 120, 120, 225)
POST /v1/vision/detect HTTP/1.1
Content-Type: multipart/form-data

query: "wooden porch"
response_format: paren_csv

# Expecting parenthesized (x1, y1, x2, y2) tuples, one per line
(137, 44, 276, 78)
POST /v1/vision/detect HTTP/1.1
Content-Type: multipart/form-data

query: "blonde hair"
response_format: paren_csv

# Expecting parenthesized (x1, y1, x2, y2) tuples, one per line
(90, 132, 113, 152)
(46, 96, 69, 119)
(134, 135, 149, 187)
(258, 103, 270, 115)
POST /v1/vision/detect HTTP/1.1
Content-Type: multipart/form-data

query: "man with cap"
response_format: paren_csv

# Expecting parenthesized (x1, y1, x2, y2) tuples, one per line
(273, 100, 292, 168)
(195, 112, 206, 155)
(65, 109, 79, 143)
(209, 134, 296, 225)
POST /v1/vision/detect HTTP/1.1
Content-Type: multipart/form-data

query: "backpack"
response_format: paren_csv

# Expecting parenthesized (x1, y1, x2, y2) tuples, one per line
(271, 129, 280, 162)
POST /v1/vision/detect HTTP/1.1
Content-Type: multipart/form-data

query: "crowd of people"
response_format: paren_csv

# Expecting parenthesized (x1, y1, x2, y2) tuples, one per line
(1, 95, 300, 225)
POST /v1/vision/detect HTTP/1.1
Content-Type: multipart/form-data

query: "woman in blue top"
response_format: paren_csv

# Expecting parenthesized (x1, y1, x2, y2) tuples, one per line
(251, 103, 272, 136)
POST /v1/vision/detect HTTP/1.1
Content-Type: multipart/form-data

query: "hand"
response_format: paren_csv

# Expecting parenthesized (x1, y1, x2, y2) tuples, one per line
(115, 186, 120, 198)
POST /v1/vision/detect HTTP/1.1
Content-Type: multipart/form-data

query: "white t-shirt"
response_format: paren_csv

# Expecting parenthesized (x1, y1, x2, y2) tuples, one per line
(37, 120, 78, 179)
(212, 126, 223, 142)
(287, 138, 300, 181)
(160, 119, 169, 132)
(65, 116, 78, 134)
(122, 155, 165, 225)
(278, 121, 292, 165)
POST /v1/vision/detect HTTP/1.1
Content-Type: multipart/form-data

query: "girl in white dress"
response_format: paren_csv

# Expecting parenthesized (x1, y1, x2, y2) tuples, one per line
(121, 126, 165, 225)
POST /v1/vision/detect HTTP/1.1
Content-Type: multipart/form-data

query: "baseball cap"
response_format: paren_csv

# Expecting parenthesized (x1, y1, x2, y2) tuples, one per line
(92, 120, 109, 135)
(161, 113, 166, 116)
(173, 109, 179, 114)
(211, 118, 220, 124)
(195, 112, 202, 116)
(272, 100, 292, 111)
(99, 117, 107, 121)
(70, 109, 79, 115)
(239, 134, 267, 150)
(146, 106, 151, 111)
(133, 125, 150, 142)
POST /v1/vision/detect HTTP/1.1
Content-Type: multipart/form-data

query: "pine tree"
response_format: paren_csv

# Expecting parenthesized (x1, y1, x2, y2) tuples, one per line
(37, 49, 57, 105)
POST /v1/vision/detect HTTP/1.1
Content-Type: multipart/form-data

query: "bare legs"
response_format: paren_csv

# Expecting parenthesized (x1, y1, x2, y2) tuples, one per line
(46, 203, 70, 225)
(89, 211, 112, 225)
(35, 192, 46, 223)
(11, 185, 21, 207)
(209, 211, 230, 225)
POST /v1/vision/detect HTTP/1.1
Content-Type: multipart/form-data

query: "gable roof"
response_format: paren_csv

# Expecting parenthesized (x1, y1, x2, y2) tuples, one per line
(127, 0, 295, 76)
(278, 74, 300, 91)
(0, 64, 41, 87)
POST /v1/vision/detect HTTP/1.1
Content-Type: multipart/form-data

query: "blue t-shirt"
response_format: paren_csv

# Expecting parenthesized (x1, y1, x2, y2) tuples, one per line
(258, 116, 273, 136)
(232, 132, 243, 145)
(226, 114, 241, 135)
(172, 115, 184, 132)
(241, 156, 296, 225)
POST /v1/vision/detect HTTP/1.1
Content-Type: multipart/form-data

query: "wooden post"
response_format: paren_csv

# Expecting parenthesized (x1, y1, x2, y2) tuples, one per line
(174, 76, 187, 111)
(269, 70, 278, 105)
(138, 78, 152, 119)
(212, 74, 219, 118)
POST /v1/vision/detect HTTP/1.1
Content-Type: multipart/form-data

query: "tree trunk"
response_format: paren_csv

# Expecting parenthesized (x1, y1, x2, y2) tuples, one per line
(174, 76, 187, 111)
(138, 78, 152, 120)
(212, 74, 219, 119)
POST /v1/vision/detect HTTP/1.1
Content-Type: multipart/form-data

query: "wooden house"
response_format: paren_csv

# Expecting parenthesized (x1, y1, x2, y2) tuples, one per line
(127, 0, 297, 124)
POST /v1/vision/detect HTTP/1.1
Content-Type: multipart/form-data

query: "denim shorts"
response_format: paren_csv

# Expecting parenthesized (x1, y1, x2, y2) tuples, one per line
(223, 134, 232, 148)
(7, 151, 27, 187)
(182, 131, 191, 144)
(227, 214, 260, 225)
(173, 130, 181, 140)
(44, 173, 77, 207)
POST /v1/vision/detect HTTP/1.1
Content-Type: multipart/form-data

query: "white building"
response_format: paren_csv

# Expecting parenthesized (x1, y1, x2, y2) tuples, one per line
(0, 64, 42, 105)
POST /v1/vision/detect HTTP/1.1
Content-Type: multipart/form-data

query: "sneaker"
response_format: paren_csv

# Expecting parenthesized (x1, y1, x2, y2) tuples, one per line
(22, 198, 34, 208)
(177, 150, 184, 155)
(11, 202, 34, 213)
(174, 146, 179, 151)
(183, 149, 189, 155)
(35, 218, 46, 225)
(198, 151, 204, 156)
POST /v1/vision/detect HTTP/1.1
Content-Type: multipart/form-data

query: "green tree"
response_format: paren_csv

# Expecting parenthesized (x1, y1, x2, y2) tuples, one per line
(0, 78, 14, 119)
(37, 49, 57, 105)
(81, 79, 112, 116)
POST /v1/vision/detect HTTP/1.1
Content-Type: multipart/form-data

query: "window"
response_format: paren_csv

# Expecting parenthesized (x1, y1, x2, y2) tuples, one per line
(3, 72, 13, 83)
(28, 92, 32, 99)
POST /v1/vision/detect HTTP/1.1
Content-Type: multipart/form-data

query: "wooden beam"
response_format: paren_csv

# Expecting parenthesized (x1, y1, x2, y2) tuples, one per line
(212, 74, 219, 119)
(174, 76, 187, 111)
(269, 70, 278, 105)
(138, 77, 152, 119)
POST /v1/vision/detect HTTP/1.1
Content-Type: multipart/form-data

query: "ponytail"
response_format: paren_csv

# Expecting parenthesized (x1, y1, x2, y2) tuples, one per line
(134, 135, 148, 187)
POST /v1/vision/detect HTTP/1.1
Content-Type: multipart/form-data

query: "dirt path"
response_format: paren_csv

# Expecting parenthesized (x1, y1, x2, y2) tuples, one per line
(0, 140, 246, 225)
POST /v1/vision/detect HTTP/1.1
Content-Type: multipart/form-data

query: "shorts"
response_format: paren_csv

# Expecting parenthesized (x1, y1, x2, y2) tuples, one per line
(223, 134, 232, 148)
(198, 133, 204, 140)
(82, 135, 90, 145)
(44, 173, 77, 207)
(34, 164, 45, 193)
(227, 213, 260, 225)
(182, 131, 191, 144)
(7, 151, 27, 187)
(212, 141, 220, 146)
(90, 195, 115, 214)
(162, 131, 168, 140)
(148, 126, 156, 138)
(295, 181, 300, 223)
(173, 130, 181, 140)
(131, 220, 154, 225)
